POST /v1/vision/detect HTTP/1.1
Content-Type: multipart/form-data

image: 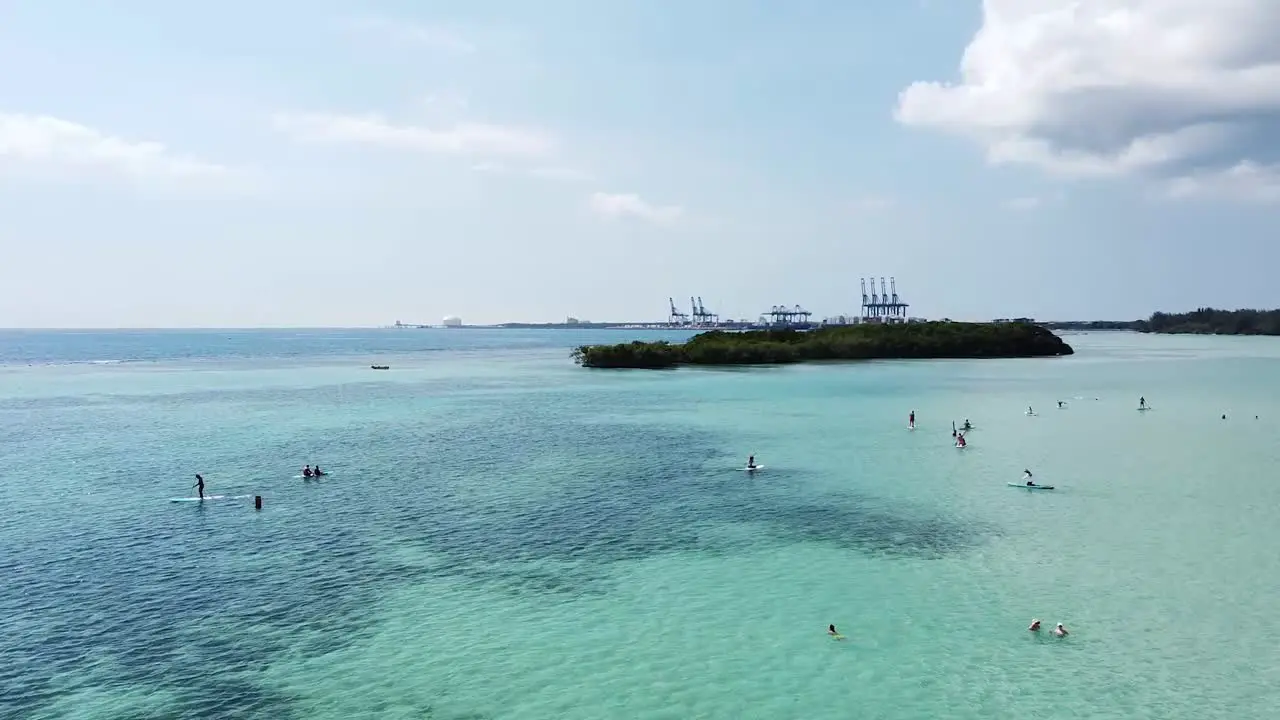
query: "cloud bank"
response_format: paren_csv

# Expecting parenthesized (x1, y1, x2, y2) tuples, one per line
(896, 0, 1280, 202)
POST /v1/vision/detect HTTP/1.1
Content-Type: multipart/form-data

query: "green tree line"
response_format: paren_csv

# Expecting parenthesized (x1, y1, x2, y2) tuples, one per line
(1137, 308, 1280, 335)
(572, 321, 1074, 369)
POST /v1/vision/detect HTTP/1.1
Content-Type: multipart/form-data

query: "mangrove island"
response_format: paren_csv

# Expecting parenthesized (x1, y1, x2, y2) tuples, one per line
(572, 321, 1074, 369)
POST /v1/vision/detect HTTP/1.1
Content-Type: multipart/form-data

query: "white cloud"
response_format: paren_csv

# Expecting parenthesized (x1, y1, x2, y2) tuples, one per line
(1005, 196, 1042, 210)
(272, 112, 555, 159)
(896, 0, 1280, 202)
(344, 17, 475, 54)
(589, 192, 683, 225)
(0, 113, 227, 180)
(471, 162, 592, 182)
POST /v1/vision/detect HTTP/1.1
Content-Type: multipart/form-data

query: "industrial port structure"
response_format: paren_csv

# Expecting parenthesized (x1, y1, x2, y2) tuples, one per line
(396, 277, 916, 329)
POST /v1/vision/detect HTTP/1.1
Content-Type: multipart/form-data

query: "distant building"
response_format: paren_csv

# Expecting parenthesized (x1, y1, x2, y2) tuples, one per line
(443, 316, 462, 327)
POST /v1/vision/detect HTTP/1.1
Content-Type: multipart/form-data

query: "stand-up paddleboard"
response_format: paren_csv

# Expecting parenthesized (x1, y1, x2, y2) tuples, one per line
(1026, 412, 1037, 416)
(294, 474, 331, 479)
(1007, 483, 1054, 490)
(170, 494, 252, 503)
(742, 465, 764, 472)
(1137, 406, 1152, 411)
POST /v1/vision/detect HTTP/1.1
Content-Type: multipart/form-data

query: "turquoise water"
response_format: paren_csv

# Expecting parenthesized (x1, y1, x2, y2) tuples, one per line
(3, 329, 1279, 719)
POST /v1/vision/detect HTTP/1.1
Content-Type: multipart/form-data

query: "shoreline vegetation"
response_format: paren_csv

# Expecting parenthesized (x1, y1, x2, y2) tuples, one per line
(1136, 308, 1280, 336)
(572, 321, 1074, 369)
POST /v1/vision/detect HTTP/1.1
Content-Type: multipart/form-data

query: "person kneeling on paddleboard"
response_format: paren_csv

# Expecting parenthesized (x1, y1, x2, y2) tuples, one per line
(303, 465, 313, 478)
(747, 455, 757, 469)
(1024, 469, 1035, 486)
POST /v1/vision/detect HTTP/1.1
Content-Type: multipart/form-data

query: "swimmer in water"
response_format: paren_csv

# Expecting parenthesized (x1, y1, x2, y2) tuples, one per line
(828, 624, 845, 639)
(1028, 619, 1041, 632)
(1053, 623, 1068, 637)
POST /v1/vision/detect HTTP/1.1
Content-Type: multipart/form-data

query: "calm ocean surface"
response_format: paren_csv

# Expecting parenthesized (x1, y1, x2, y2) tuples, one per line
(2, 328, 1278, 719)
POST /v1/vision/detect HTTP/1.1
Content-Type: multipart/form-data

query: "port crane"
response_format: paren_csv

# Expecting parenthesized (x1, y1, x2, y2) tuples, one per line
(668, 297, 690, 325)
(690, 297, 719, 325)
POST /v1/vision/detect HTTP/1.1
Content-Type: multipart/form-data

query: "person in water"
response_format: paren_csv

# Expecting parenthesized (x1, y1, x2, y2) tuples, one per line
(1053, 623, 1068, 637)
(194, 473, 205, 500)
(1028, 619, 1041, 632)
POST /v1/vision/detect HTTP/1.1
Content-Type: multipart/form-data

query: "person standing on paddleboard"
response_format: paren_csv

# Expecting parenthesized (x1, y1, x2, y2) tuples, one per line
(909, 410, 915, 428)
(194, 474, 205, 500)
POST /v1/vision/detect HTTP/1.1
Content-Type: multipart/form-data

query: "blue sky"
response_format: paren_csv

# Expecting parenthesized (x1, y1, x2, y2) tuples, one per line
(1, 0, 1278, 327)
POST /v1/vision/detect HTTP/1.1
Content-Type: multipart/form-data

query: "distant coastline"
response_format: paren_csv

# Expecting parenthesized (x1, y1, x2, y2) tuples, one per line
(392, 308, 1280, 337)
(1135, 308, 1280, 336)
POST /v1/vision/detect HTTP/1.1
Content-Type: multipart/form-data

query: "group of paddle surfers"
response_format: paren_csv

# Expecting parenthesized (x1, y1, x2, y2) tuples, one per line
(185, 463, 327, 501)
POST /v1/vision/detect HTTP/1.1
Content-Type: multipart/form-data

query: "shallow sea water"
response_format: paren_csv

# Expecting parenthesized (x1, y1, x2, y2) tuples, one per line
(2, 328, 1279, 719)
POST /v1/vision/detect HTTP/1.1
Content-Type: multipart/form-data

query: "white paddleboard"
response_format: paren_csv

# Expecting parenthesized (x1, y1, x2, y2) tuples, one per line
(169, 494, 251, 503)
(742, 465, 764, 472)
(1137, 407, 1152, 411)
